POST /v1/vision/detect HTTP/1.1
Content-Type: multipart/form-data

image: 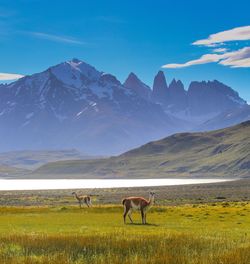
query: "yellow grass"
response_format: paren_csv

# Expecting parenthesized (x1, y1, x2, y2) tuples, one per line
(0, 202, 250, 263)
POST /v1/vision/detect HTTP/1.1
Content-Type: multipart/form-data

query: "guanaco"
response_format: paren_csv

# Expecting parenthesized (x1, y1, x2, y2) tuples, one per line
(72, 192, 91, 208)
(122, 192, 155, 224)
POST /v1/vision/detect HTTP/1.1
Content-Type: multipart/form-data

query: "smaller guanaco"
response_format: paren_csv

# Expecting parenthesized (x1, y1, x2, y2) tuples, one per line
(72, 192, 92, 208)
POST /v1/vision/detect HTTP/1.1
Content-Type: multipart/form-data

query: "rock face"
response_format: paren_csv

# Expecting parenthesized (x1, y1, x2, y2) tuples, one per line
(152, 71, 169, 105)
(0, 59, 248, 155)
(168, 79, 187, 112)
(187, 80, 245, 117)
(123, 72, 151, 100)
(151, 71, 246, 121)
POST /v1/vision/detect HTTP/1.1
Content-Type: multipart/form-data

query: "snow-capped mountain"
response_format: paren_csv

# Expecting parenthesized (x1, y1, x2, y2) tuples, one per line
(0, 59, 182, 155)
(0, 58, 248, 155)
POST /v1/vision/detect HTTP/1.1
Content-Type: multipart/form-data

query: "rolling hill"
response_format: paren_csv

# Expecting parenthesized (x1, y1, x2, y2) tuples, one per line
(31, 121, 250, 179)
(0, 149, 92, 170)
(0, 165, 29, 178)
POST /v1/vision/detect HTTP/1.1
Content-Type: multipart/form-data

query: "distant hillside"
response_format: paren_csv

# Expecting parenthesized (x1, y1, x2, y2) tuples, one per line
(0, 149, 91, 170)
(0, 165, 29, 178)
(32, 121, 250, 179)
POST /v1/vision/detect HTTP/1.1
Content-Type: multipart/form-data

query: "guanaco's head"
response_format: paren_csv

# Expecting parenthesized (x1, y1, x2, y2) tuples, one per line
(72, 192, 76, 195)
(149, 191, 155, 197)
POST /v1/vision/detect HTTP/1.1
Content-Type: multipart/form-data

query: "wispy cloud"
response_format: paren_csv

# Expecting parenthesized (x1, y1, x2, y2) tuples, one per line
(163, 54, 224, 68)
(193, 26, 250, 46)
(0, 72, 24, 81)
(163, 47, 250, 69)
(162, 25, 250, 69)
(219, 47, 250, 68)
(22, 31, 86, 45)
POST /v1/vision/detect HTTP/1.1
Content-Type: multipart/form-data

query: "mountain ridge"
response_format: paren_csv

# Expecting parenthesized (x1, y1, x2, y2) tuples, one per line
(0, 58, 248, 155)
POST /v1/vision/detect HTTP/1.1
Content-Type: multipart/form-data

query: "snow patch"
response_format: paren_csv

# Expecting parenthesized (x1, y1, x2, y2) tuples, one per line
(76, 107, 88, 117)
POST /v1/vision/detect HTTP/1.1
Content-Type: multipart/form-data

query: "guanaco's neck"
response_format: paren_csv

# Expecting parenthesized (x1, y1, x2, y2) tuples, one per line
(148, 195, 155, 205)
(74, 193, 80, 200)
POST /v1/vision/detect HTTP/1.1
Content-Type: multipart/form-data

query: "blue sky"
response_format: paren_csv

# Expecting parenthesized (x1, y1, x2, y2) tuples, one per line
(0, 0, 250, 101)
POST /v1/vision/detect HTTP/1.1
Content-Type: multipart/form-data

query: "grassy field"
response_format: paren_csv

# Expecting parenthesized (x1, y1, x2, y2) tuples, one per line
(0, 202, 250, 263)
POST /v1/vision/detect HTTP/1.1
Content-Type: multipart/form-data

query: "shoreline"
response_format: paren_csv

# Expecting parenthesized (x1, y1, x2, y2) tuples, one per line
(0, 178, 236, 191)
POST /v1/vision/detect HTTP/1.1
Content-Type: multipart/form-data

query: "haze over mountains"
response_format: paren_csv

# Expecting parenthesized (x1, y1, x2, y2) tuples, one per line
(0, 58, 249, 155)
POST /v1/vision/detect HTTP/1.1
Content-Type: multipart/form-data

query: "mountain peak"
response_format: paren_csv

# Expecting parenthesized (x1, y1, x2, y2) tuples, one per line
(153, 71, 167, 88)
(126, 72, 140, 82)
(152, 70, 168, 104)
(156, 70, 164, 77)
(49, 59, 102, 88)
(169, 79, 185, 91)
(123, 72, 151, 100)
(71, 58, 81, 63)
(65, 58, 99, 73)
(154, 71, 166, 84)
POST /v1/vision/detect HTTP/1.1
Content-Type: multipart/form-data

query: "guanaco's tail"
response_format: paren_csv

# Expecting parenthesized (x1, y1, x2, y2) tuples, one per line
(122, 198, 127, 205)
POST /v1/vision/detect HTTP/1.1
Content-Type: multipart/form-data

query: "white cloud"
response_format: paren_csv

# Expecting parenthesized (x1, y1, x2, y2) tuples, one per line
(213, 48, 228, 53)
(219, 47, 250, 68)
(23, 31, 86, 45)
(162, 54, 223, 68)
(162, 25, 250, 69)
(0, 72, 24, 81)
(193, 25, 250, 46)
(162, 47, 250, 69)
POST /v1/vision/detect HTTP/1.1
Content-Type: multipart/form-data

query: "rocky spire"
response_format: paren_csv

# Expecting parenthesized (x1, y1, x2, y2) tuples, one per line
(168, 79, 187, 111)
(169, 79, 185, 92)
(152, 71, 169, 105)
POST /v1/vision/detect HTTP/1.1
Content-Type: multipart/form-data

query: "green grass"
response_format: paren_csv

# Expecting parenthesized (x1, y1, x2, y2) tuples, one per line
(0, 202, 250, 263)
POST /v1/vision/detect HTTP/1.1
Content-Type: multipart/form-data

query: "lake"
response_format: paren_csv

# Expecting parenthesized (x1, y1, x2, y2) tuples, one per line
(0, 178, 233, 191)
